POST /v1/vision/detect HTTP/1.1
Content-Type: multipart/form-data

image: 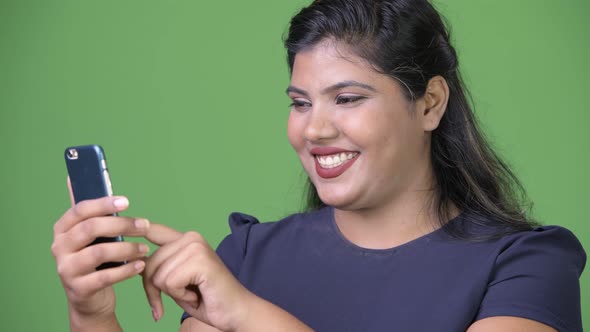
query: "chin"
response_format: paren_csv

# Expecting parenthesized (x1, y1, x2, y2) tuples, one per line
(316, 190, 360, 210)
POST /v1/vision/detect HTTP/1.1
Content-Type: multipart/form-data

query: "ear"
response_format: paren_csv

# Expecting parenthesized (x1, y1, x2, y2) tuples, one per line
(420, 76, 449, 131)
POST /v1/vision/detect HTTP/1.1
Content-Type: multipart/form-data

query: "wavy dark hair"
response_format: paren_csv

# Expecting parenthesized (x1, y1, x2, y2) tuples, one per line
(284, 0, 538, 239)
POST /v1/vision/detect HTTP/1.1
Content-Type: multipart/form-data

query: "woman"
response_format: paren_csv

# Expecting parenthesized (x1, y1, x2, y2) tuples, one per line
(51, 0, 585, 331)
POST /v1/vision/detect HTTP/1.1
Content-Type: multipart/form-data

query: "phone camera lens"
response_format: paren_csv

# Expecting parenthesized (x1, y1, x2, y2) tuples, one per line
(67, 149, 79, 160)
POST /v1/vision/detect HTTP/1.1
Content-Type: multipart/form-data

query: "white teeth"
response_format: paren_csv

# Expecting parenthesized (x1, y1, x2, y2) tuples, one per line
(316, 152, 358, 169)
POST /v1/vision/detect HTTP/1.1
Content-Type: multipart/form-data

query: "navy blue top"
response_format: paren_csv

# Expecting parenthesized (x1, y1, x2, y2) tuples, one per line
(182, 207, 586, 331)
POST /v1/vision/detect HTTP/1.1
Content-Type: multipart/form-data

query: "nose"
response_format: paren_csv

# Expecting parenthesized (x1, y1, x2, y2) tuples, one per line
(304, 107, 339, 142)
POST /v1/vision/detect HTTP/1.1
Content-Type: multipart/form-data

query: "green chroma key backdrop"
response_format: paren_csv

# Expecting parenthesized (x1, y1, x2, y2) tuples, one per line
(0, 0, 588, 330)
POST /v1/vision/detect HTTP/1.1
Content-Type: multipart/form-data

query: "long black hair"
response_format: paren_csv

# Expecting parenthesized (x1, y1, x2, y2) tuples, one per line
(284, 0, 538, 239)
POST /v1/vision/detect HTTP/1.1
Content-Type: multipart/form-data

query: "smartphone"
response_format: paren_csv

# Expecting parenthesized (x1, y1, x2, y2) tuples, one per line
(65, 144, 124, 270)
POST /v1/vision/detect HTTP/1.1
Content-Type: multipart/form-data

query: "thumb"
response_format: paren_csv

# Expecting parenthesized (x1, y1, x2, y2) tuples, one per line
(67, 176, 76, 207)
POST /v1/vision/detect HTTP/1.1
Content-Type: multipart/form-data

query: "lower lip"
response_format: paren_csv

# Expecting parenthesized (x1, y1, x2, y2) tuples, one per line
(314, 155, 359, 179)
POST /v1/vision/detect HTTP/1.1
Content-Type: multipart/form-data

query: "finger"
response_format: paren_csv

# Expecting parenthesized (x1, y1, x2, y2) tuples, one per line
(67, 176, 75, 207)
(175, 300, 206, 327)
(151, 244, 200, 303)
(145, 223, 183, 246)
(158, 254, 201, 303)
(61, 242, 150, 277)
(143, 243, 188, 323)
(142, 232, 202, 321)
(54, 196, 129, 235)
(55, 217, 150, 253)
(171, 287, 200, 312)
(143, 232, 205, 286)
(72, 259, 146, 298)
(143, 270, 164, 322)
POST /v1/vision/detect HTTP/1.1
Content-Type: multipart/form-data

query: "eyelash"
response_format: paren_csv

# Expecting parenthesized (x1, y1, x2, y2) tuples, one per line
(289, 100, 311, 110)
(335, 95, 365, 104)
(288, 95, 366, 111)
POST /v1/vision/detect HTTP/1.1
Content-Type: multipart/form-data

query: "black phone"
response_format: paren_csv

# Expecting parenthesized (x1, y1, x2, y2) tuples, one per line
(64, 144, 124, 270)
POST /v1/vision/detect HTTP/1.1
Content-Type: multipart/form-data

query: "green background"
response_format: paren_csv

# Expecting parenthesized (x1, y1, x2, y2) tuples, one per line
(1, 0, 588, 330)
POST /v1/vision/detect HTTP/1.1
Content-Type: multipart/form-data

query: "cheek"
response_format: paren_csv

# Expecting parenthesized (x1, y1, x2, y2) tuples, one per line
(287, 112, 305, 152)
(338, 109, 382, 148)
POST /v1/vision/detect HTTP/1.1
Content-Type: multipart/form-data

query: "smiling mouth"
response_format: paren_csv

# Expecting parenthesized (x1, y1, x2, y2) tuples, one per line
(315, 152, 359, 169)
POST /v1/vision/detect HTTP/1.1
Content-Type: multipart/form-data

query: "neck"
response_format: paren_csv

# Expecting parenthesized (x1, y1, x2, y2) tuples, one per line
(332, 154, 452, 250)
(333, 188, 440, 250)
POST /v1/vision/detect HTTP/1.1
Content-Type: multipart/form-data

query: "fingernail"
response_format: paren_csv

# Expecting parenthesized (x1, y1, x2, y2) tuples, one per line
(139, 243, 150, 253)
(113, 197, 129, 209)
(135, 218, 150, 229)
(151, 307, 160, 322)
(134, 260, 145, 271)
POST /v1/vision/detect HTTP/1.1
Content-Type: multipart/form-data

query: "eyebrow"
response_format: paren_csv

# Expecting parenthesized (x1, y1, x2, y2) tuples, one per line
(285, 80, 377, 97)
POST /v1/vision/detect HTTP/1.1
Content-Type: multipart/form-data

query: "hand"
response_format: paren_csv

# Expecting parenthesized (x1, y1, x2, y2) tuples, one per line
(143, 226, 252, 331)
(51, 178, 151, 327)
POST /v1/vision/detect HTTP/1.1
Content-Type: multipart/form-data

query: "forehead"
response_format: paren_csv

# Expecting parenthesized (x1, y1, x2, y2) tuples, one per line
(290, 40, 395, 92)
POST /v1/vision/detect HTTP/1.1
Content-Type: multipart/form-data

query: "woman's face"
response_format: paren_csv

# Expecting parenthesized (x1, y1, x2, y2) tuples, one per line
(287, 40, 433, 211)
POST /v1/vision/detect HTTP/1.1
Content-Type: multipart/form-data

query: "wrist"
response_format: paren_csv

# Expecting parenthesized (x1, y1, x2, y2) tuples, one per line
(233, 294, 312, 332)
(229, 288, 258, 332)
(68, 304, 122, 332)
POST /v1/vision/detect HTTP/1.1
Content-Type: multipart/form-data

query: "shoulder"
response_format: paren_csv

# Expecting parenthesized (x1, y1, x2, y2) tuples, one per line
(436, 213, 586, 331)
(443, 213, 586, 269)
(472, 223, 586, 331)
(227, 208, 322, 231)
(492, 224, 586, 273)
(215, 207, 332, 275)
(225, 207, 331, 242)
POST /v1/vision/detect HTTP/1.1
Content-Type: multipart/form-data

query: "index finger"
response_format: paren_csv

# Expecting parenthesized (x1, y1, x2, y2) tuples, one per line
(145, 223, 183, 246)
(53, 196, 129, 235)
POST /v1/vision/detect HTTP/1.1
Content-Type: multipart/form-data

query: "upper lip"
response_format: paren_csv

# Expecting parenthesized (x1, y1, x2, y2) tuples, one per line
(309, 146, 358, 156)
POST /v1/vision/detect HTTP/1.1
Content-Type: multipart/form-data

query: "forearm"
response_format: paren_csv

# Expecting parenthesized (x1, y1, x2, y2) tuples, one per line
(69, 305, 123, 332)
(236, 295, 313, 332)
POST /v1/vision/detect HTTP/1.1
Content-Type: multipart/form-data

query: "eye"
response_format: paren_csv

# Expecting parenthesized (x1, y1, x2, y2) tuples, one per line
(289, 99, 312, 112)
(335, 95, 365, 105)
